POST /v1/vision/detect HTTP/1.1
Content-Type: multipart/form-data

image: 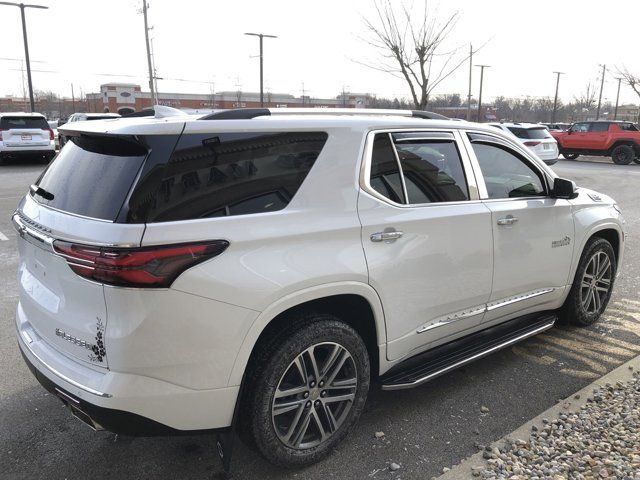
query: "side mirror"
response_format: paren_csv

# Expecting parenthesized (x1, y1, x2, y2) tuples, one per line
(552, 177, 578, 199)
(566, 129, 572, 135)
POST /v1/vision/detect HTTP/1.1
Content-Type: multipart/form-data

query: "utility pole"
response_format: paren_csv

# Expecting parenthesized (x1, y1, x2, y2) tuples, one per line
(466, 43, 473, 121)
(301, 82, 306, 106)
(551, 71, 564, 124)
(476, 65, 490, 123)
(244, 32, 277, 107)
(613, 77, 622, 120)
(71, 83, 76, 112)
(142, 1, 155, 106)
(596, 64, 606, 120)
(0, 2, 48, 112)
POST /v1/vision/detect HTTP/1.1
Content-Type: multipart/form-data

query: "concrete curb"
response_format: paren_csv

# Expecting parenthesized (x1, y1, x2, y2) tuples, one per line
(435, 354, 640, 479)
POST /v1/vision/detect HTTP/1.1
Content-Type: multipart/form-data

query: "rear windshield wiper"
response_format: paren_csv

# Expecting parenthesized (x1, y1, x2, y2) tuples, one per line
(30, 184, 54, 201)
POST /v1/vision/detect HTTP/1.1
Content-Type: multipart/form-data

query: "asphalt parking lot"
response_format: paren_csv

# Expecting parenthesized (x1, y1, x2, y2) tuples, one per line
(1, 156, 639, 480)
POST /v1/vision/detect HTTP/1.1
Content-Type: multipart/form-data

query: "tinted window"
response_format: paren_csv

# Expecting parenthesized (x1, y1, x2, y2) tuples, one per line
(35, 136, 147, 220)
(589, 123, 610, 132)
(369, 134, 405, 203)
(394, 139, 468, 203)
(136, 132, 327, 222)
(571, 123, 589, 133)
(1, 116, 49, 130)
(471, 142, 545, 199)
(507, 127, 551, 139)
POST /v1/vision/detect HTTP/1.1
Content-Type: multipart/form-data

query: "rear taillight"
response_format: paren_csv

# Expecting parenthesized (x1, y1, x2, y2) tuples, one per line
(44, 128, 54, 140)
(524, 141, 540, 147)
(53, 240, 229, 288)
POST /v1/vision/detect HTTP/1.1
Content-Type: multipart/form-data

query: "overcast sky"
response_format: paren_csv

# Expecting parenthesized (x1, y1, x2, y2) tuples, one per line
(0, 0, 639, 105)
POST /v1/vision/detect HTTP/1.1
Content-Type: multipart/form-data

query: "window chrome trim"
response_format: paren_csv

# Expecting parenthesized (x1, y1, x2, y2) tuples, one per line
(359, 128, 481, 208)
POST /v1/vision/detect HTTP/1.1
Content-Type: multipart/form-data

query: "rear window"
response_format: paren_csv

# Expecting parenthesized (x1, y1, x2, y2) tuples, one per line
(1, 116, 49, 130)
(507, 127, 551, 139)
(127, 131, 328, 223)
(34, 136, 147, 221)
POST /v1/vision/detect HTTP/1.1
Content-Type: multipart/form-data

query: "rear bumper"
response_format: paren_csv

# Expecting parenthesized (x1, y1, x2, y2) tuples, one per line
(0, 144, 55, 156)
(16, 309, 238, 434)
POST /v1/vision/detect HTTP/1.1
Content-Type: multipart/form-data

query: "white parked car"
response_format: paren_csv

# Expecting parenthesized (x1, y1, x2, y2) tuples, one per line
(489, 122, 559, 165)
(58, 112, 121, 147)
(0, 112, 55, 164)
(14, 108, 624, 470)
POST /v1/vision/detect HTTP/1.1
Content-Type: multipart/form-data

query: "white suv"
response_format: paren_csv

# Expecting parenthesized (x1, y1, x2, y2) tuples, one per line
(489, 122, 559, 165)
(0, 112, 56, 164)
(13, 108, 624, 469)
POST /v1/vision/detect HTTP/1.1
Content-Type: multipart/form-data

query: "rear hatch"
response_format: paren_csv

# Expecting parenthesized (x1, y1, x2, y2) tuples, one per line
(15, 135, 149, 368)
(1, 115, 51, 147)
(507, 126, 557, 155)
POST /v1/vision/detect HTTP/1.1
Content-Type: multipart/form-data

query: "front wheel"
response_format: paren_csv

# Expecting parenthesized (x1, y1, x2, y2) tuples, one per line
(559, 237, 616, 326)
(242, 315, 370, 467)
(611, 145, 634, 165)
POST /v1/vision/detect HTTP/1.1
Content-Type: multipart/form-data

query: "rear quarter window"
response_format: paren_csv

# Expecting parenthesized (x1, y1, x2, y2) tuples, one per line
(128, 131, 328, 223)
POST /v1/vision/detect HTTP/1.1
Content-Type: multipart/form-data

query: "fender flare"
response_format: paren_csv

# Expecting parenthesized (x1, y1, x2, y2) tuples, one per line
(565, 220, 624, 288)
(226, 281, 387, 386)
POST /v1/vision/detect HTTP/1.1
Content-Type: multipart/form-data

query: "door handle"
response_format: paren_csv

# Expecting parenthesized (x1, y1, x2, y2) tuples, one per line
(370, 230, 404, 243)
(497, 215, 518, 226)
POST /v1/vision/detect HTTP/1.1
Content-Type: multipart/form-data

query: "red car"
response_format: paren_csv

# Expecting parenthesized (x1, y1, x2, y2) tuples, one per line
(552, 120, 640, 165)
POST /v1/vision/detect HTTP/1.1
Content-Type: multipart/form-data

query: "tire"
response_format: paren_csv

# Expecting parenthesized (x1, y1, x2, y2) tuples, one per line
(559, 237, 616, 326)
(563, 153, 579, 160)
(611, 145, 634, 165)
(633, 157, 640, 165)
(241, 314, 370, 467)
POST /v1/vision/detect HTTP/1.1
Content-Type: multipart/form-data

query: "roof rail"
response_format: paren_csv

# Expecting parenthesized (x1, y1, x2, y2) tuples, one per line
(198, 108, 448, 121)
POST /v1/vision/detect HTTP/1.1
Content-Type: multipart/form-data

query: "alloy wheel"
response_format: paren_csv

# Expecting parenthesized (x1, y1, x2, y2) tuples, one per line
(271, 342, 357, 450)
(580, 251, 612, 314)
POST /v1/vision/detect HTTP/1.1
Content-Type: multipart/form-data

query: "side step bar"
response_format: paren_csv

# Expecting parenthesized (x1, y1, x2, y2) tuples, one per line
(380, 313, 556, 391)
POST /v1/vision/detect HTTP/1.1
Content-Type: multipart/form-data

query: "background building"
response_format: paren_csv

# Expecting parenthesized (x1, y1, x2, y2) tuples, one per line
(84, 83, 375, 114)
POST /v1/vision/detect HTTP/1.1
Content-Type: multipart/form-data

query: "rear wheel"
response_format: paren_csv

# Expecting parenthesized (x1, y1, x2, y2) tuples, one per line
(242, 315, 370, 467)
(559, 237, 616, 326)
(633, 157, 640, 164)
(611, 145, 634, 165)
(563, 153, 579, 160)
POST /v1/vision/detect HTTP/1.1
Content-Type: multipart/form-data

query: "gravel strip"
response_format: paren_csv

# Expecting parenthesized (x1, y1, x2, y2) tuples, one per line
(478, 372, 640, 479)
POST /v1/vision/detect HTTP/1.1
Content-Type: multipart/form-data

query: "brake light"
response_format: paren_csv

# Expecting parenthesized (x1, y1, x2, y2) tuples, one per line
(524, 141, 540, 147)
(53, 240, 229, 288)
(44, 128, 54, 140)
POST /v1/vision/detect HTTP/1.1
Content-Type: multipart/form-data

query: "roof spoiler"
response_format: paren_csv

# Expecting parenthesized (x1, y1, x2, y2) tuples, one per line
(120, 105, 188, 119)
(199, 108, 448, 121)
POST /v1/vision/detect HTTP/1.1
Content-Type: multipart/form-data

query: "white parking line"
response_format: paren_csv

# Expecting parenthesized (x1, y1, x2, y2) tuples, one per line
(0, 231, 8, 241)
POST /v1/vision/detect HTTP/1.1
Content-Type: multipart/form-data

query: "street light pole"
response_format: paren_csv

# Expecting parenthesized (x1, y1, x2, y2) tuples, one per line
(245, 32, 277, 107)
(613, 77, 622, 120)
(0, 2, 48, 112)
(466, 43, 473, 121)
(142, 1, 156, 106)
(476, 65, 490, 123)
(596, 64, 606, 120)
(551, 71, 564, 124)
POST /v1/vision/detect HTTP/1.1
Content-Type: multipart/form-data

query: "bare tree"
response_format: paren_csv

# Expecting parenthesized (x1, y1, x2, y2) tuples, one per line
(573, 82, 597, 111)
(361, 1, 472, 109)
(617, 66, 640, 122)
